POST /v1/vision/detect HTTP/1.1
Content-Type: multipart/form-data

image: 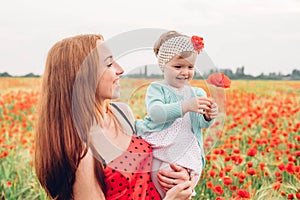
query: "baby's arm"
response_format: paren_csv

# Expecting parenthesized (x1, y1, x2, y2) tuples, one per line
(146, 83, 183, 124)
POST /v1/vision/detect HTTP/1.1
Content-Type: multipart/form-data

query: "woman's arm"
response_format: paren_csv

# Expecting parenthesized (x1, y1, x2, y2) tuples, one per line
(73, 151, 105, 200)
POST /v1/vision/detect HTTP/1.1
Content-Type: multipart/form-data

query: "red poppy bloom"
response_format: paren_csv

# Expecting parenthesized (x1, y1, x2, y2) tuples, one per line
(278, 163, 285, 171)
(247, 148, 258, 157)
(273, 182, 281, 190)
(209, 170, 216, 177)
(224, 165, 232, 172)
(286, 162, 295, 174)
(237, 189, 250, 198)
(259, 163, 266, 170)
(295, 192, 300, 199)
(191, 35, 204, 54)
(224, 156, 231, 162)
(213, 185, 224, 195)
(207, 73, 231, 88)
(247, 162, 253, 168)
(206, 181, 213, 188)
(239, 173, 246, 179)
(230, 185, 237, 191)
(223, 176, 233, 186)
(246, 168, 256, 176)
(287, 194, 294, 199)
(233, 148, 241, 154)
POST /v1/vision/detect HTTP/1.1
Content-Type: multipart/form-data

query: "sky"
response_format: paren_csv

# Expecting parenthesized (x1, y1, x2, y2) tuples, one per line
(1, 0, 300, 76)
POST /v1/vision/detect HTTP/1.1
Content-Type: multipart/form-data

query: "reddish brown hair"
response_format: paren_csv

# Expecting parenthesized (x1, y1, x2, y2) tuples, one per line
(35, 34, 107, 199)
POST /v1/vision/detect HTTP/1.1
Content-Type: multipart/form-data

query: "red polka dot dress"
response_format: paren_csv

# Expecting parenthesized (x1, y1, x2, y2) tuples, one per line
(104, 135, 161, 200)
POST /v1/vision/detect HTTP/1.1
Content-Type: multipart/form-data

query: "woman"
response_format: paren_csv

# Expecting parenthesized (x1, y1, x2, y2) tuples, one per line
(35, 34, 194, 200)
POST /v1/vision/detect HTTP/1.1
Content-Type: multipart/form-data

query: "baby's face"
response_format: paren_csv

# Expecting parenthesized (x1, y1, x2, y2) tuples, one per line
(163, 54, 196, 89)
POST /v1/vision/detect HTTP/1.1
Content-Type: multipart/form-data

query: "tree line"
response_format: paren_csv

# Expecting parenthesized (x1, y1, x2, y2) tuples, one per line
(0, 72, 40, 78)
(125, 65, 300, 80)
(1, 66, 299, 80)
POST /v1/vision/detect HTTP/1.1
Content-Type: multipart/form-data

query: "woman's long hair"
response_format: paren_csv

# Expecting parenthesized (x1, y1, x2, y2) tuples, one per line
(35, 34, 108, 199)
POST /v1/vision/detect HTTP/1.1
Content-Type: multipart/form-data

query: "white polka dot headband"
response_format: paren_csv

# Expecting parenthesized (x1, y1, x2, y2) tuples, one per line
(157, 35, 204, 68)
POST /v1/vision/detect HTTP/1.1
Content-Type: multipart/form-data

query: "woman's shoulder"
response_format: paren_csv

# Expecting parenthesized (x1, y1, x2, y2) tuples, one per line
(110, 102, 135, 127)
(111, 102, 131, 111)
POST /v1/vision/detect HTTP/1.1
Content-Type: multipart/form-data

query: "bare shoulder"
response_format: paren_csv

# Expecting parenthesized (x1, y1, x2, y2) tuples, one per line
(111, 102, 135, 122)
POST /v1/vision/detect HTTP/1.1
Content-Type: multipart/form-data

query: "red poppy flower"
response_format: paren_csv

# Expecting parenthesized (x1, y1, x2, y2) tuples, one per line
(207, 73, 231, 88)
(247, 168, 256, 176)
(230, 185, 237, 191)
(287, 194, 294, 199)
(247, 148, 258, 157)
(213, 185, 224, 195)
(295, 192, 300, 199)
(260, 163, 266, 170)
(273, 182, 281, 190)
(191, 35, 204, 54)
(237, 189, 250, 198)
(223, 176, 233, 186)
(247, 162, 253, 168)
(278, 163, 285, 171)
(206, 181, 213, 188)
(224, 165, 232, 172)
(209, 170, 216, 177)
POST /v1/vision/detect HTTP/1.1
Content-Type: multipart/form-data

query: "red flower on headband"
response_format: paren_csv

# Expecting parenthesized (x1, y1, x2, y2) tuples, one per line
(207, 73, 231, 88)
(191, 35, 204, 54)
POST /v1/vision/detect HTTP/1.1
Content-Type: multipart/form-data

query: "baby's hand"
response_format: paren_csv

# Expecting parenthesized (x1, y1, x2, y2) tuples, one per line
(204, 102, 218, 120)
(182, 97, 213, 115)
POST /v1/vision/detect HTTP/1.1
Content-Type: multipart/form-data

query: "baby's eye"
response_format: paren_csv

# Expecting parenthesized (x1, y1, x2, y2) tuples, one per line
(174, 66, 182, 69)
(188, 66, 194, 69)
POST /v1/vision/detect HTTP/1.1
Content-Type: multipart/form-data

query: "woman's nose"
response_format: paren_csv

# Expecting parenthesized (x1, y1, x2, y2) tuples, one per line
(115, 62, 124, 75)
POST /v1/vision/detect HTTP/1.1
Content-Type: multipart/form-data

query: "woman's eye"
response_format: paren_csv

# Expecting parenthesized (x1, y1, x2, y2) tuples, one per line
(107, 63, 113, 67)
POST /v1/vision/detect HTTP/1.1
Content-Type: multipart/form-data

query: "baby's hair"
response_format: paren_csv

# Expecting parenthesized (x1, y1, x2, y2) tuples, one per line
(153, 30, 188, 57)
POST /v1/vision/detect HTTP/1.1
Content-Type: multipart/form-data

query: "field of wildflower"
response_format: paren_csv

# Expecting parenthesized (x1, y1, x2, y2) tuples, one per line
(0, 78, 299, 200)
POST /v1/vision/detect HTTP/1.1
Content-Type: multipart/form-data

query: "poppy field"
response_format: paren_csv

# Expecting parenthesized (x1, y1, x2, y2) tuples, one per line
(0, 78, 299, 199)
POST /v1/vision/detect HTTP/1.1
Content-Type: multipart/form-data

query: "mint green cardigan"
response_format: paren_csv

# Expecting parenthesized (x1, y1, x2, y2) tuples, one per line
(135, 81, 214, 164)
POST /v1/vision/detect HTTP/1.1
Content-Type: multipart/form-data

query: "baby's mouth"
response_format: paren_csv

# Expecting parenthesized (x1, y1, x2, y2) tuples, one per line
(176, 77, 188, 80)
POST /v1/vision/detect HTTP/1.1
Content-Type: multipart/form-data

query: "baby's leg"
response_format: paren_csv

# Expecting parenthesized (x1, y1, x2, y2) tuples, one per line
(190, 170, 202, 197)
(151, 158, 171, 198)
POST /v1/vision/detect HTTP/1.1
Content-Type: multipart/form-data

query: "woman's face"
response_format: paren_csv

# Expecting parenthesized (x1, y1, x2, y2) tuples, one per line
(163, 54, 196, 89)
(97, 42, 124, 101)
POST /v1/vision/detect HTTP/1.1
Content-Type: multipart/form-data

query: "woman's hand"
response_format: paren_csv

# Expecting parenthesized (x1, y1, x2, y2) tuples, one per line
(163, 180, 194, 200)
(157, 163, 191, 192)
